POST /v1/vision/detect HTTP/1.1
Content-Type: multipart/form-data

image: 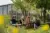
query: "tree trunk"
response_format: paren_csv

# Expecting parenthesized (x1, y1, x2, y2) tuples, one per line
(43, 8, 46, 23)
(41, 8, 43, 20)
(22, 10, 28, 16)
(21, 8, 28, 16)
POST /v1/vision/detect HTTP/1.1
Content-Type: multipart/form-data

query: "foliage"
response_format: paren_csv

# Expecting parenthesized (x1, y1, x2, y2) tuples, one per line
(11, 0, 37, 16)
(12, 0, 27, 16)
(36, 0, 50, 23)
(36, 0, 50, 9)
(12, 0, 50, 23)
(25, 0, 50, 22)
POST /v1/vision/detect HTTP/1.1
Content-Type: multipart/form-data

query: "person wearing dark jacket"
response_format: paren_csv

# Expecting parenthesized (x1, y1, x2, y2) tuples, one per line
(36, 19, 40, 27)
(11, 18, 17, 24)
(10, 15, 17, 26)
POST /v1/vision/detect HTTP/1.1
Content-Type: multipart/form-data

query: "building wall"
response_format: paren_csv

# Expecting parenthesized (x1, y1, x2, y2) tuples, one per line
(0, 4, 12, 15)
(0, 7, 2, 15)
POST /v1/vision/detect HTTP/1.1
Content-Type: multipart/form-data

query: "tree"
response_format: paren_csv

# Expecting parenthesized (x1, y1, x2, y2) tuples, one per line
(12, 0, 37, 16)
(24, 0, 50, 23)
(12, 0, 25, 16)
(12, 0, 31, 16)
(36, 0, 50, 23)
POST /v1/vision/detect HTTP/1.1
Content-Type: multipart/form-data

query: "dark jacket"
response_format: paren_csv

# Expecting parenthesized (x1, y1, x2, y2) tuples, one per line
(11, 19, 17, 24)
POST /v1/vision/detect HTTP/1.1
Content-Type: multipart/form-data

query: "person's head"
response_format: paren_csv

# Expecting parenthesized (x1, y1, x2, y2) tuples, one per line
(12, 15, 16, 19)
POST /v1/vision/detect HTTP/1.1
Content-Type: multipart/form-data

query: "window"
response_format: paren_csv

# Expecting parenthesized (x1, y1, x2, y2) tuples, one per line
(3, 5, 8, 15)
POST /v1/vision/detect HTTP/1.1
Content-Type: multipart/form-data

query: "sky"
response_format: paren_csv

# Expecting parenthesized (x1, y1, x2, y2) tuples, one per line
(0, 0, 12, 5)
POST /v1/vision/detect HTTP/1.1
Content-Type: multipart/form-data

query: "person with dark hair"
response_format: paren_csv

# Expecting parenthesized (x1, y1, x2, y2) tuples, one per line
(36, 18, 40, 28)
(11, 18, 17, 24)
(10, 15, 17, 26)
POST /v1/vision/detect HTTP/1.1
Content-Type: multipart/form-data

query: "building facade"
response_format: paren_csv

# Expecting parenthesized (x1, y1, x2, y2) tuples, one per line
(0, 4, 12, 15)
